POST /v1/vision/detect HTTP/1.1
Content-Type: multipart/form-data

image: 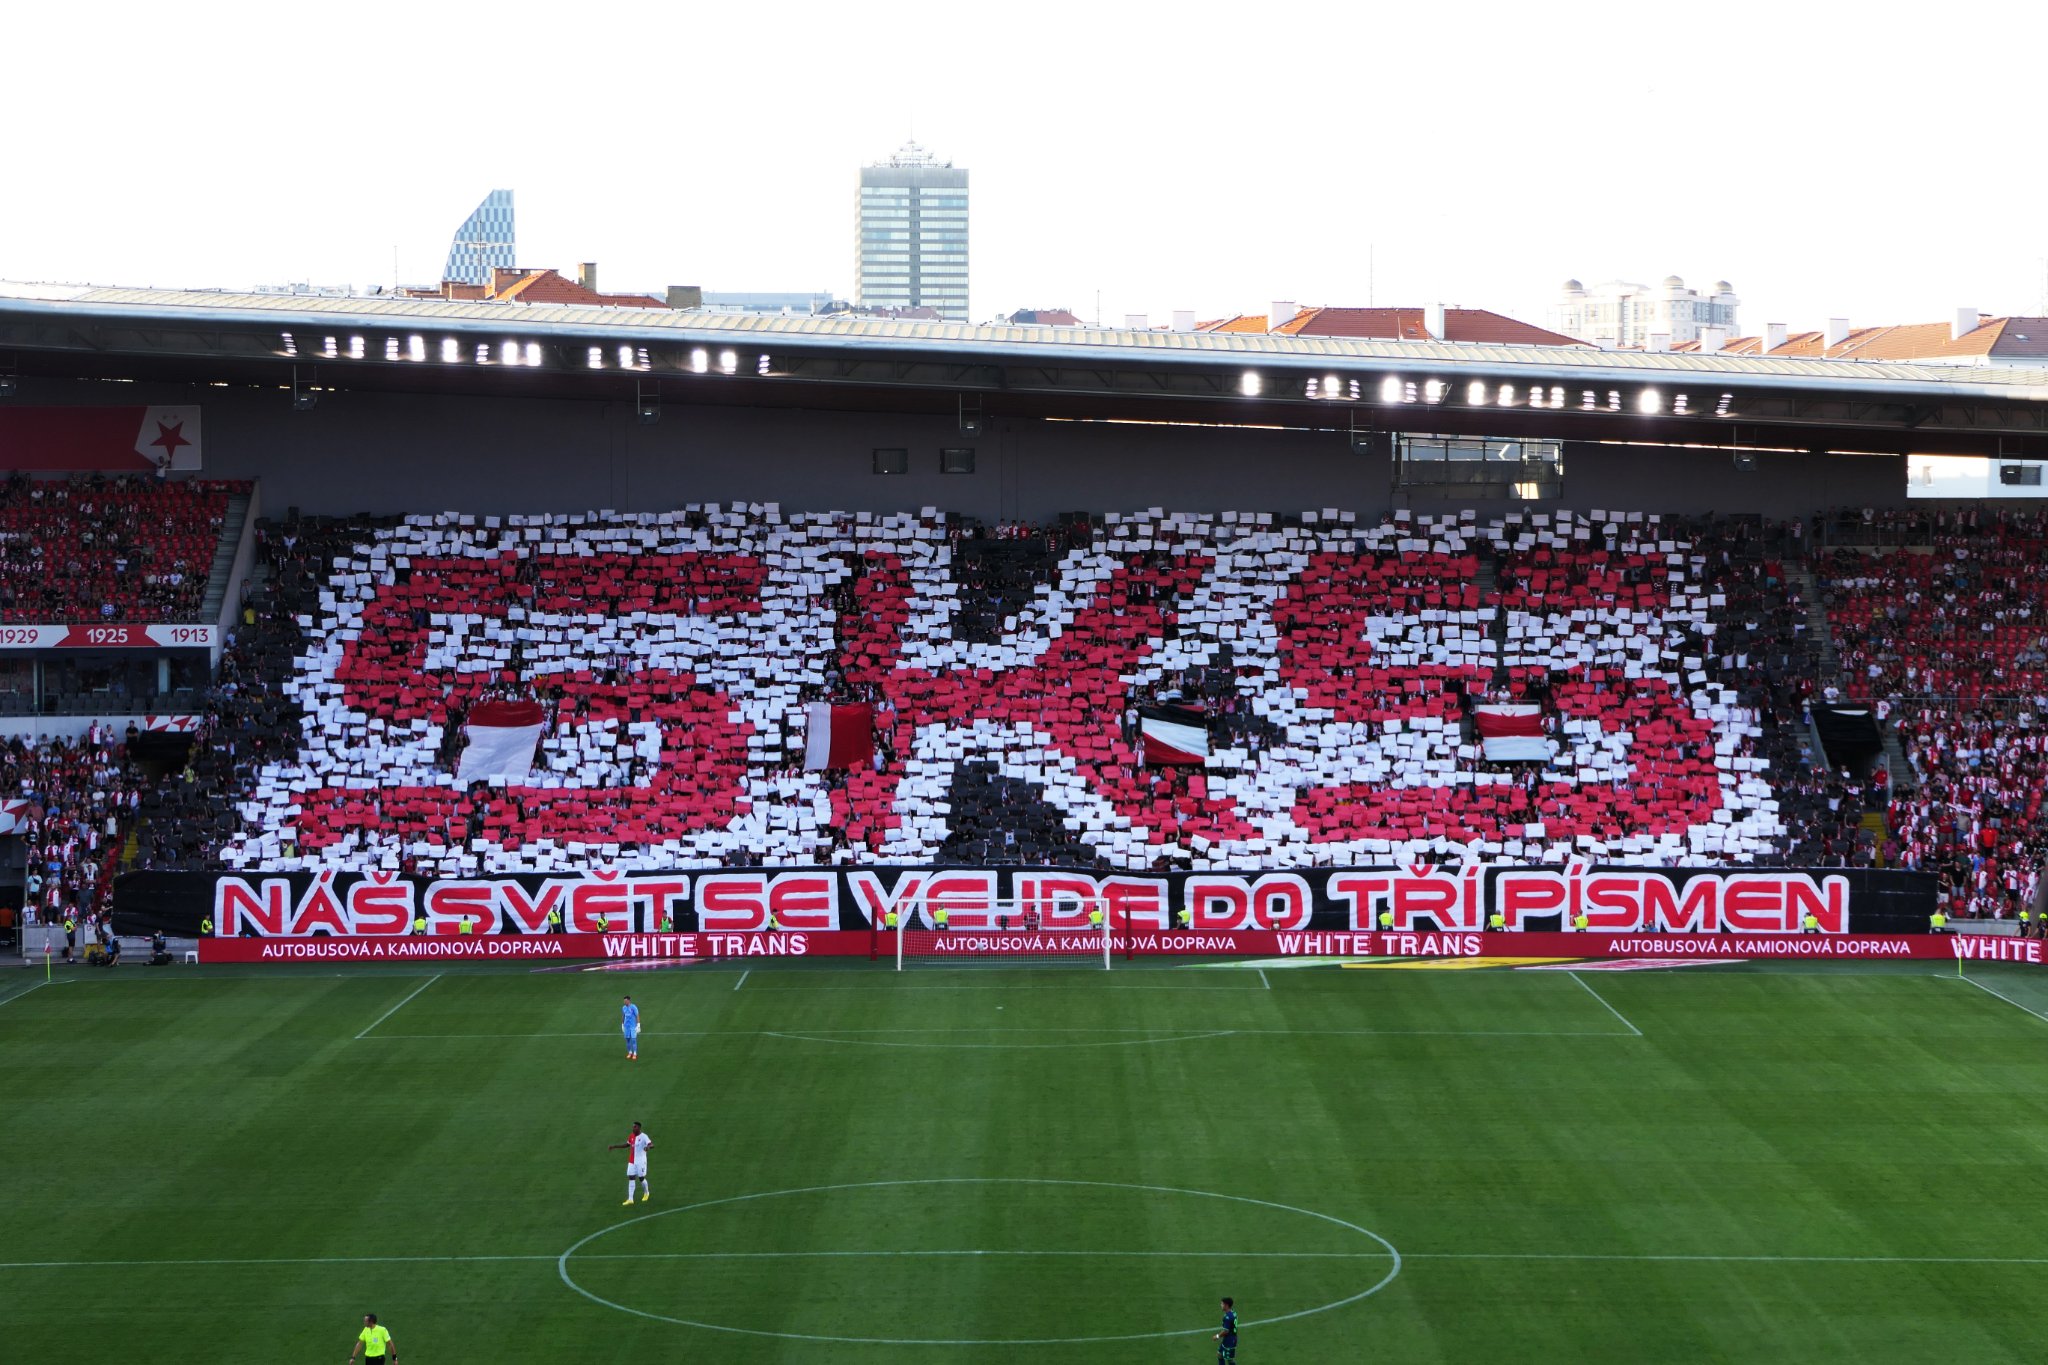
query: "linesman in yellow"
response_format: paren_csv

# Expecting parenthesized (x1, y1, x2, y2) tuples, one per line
(348, 1312, 396, 1364)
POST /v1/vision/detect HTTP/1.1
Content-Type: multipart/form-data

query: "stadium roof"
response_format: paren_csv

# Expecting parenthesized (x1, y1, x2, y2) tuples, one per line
(2, 284, 2047, 453)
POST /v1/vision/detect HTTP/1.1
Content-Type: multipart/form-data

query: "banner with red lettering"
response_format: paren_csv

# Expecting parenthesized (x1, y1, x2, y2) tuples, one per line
(190, 928, 2036, 967)
(118, 864, 1937, 939)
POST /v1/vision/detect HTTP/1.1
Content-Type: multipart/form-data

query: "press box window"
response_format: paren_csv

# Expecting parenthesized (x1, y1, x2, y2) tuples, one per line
(2000, 463, 2042, 487)
(872, 448, 909, 475)
(940, 447, 976, 474)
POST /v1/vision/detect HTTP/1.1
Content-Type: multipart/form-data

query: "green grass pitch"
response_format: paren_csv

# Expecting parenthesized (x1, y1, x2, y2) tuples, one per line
(7, 956, 2048, 1363)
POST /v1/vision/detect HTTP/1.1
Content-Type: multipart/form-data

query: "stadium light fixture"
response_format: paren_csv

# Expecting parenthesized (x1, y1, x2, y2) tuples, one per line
(718, 350, 739, 375)
(587, 347, 605, 370)
(617, 345, 635, 371)
(1240, 371, 1261, 397)
(1672, 393, 1690, 414)
(1580, 389, 1597, 410)
(322, 336, 338, 359)
(690, 348, 709, 374)
(1304, 377, 1321, 398)
(279, 331, 297, 358)
(348, 336, 365, 360)
(500, 340, 519, 366)
(1466, 380, 1488, 405)
(756, 354, 772, 377)
(407, 335, 426, 363)
(1498, 384, 1517, 407)
(1637, 388, 1662, 414)
(1607, 390, 1622, 411)
(441, 338, 460, 363)
(383, 338, 400, 362)
(1547, 385, 1565, 409)
(1715, 392, 1734, 416)
(1424, 379, 1446, 404)
(1378, 376, 1401, 404)
(524, 342, 542, 367)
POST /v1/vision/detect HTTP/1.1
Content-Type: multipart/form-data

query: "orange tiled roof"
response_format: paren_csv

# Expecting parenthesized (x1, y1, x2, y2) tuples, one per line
(491, 269, 665, 309)
(1677, 317, 2048, 362)
(1200, 306, 1585, 347)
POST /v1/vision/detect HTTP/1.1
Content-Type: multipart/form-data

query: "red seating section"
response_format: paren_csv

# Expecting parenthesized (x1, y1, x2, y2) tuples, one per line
(0, 479, 241, 623)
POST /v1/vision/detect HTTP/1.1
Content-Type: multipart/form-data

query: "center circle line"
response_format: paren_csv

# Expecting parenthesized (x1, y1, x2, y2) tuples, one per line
(556, 1176, 1402, 1346)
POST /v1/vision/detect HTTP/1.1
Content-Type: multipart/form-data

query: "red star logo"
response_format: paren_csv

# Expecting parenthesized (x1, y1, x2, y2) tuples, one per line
(148, 419, 191, 464)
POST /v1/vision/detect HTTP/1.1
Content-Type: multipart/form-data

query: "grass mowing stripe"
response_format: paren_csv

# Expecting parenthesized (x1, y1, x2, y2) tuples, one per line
(1958, 972, 2048, 1026)
(1566, 970, 1644, 1036)
(17, 1248, 2048, 1272)
(733, 969, 747, 991)
(354, 972, 442, 1039)
(355, 1025, 1642, 1041)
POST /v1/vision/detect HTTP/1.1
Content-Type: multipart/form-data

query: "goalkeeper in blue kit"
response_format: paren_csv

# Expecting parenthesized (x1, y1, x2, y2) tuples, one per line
(1214, 1297, 1238, 1362)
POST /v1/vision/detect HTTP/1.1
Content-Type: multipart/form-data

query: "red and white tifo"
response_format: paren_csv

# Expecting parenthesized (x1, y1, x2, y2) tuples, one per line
(222, 506, 1784, 879)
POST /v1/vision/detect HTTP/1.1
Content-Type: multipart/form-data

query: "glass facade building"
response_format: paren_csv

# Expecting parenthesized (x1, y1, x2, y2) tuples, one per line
(856, 144, 968, 321)
(443, 189, 517, 287)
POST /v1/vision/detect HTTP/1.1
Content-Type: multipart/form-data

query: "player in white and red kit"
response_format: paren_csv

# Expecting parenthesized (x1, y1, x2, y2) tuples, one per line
(607, 1121, 653, 1205)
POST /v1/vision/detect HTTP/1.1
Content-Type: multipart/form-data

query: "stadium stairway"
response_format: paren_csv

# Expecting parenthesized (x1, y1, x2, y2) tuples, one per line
(1786, 560, 1842, 688)
(200, 488, 252, 622)
(1471, 556, 1511, 690)
(1879, 723, 1914, 792)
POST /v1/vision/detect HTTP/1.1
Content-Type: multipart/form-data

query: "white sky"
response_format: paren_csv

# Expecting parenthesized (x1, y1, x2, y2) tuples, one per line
(6, 0, 2045, 334)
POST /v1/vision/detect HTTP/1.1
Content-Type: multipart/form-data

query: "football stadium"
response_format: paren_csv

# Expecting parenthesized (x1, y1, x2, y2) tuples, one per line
(6, 282, 2048, 1365)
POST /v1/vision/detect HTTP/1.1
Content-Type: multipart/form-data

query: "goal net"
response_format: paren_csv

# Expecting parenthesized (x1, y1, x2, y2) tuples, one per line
(895, 898, 1113, 970)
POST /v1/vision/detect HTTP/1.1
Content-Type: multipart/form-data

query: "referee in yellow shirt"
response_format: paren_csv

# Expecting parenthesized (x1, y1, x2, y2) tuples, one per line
(348, 1312, 395, 1363)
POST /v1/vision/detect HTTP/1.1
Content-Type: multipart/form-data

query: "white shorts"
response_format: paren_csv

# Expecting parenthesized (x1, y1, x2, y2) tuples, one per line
(627, 1160, 647, 1178)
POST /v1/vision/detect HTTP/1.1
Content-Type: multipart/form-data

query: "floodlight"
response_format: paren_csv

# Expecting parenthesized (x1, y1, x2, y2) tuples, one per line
(408, 335, 425, 363)
(1498, 384, 1517, 407)
(1240, 371, 1262, 397)
(441, 338, 460, 363)
(618, 345, 635, 370)
(690, 348, 709, 374)
(587, 347, 605, 370)
(348, 336, 365, 359)
(500, 341, 519, 365)
(1466, 380, 1488, 405)
(524, 342, 542, 367)
(1637, 388, 1661, 414)
(1378, 376, 1401, 403)
(718, 350, 738, 375)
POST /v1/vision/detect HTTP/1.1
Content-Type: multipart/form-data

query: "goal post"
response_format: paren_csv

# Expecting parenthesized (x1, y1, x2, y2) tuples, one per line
(896, 898, 1113, 970)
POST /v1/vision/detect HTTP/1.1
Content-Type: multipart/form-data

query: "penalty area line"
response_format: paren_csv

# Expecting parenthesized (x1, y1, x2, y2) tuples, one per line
(1565, 971, 1643, 1037)
(355, 973, 442, 1040)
